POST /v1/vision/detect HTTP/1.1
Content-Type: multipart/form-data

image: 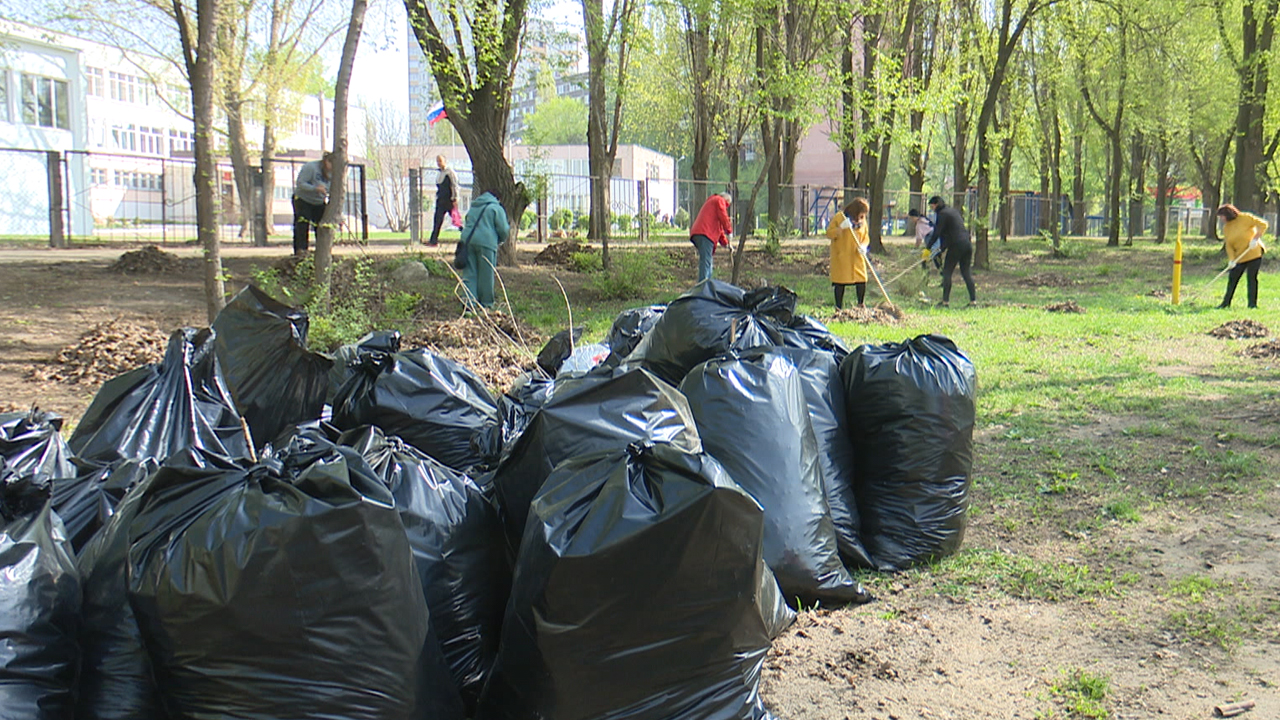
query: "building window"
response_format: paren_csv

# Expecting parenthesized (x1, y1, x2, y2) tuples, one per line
(86, 67, 106, 97)
(139, 126, 164, 155)
(108, 71, 136, 103)
(168, 128, 192, 156)
(111, 124, 137, 151)
(300, 113, 320, 135)
(21, 74, 71, 130)
(0, 69, 8, 123)
(91, 168, 107, 185)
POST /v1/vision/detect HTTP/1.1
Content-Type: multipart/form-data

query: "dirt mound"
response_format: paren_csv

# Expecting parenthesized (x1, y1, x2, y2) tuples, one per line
(813, 258, 831, 275)
(533, 241, 596, 267)
(830, 303, 905, 325)
(1209, 320, 1270, 339)
(1148, 288, 1169, 299)
(27, 319, 168, 386)
(1045, 300, 1086, 313)
(1020, 273, 1076, 288)
(405, 312, 543, 390)
(1241, 339, 1280, 359)
(109, 245, 189, 274)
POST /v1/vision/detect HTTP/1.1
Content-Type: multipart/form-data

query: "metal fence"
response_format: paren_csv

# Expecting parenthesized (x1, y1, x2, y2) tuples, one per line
(0, 147, 367, 245)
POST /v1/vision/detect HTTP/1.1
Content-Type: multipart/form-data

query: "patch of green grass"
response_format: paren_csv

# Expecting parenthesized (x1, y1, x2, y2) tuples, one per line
(920, 549, 1125, 602)
(1044, 667, 1111, 719)
(1101, 499, 1141, 524)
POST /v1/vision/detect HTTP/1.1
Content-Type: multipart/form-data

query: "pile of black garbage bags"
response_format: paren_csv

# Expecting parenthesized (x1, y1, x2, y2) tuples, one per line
(1, 279, 976, 720)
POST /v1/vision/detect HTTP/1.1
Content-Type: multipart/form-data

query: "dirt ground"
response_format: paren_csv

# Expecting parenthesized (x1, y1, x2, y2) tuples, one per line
(1, 241, 1277, 720)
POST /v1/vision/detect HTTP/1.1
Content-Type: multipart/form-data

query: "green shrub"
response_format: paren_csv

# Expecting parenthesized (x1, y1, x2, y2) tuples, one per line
(521, 209, 536, 230)
(674, 207, 690, 228)
(589, 250, 667, 300)
(574, 214, 591, 231)
(569, 251, 603, 273)
(615, 213, 632, 232)
(550, 208, 573, 230)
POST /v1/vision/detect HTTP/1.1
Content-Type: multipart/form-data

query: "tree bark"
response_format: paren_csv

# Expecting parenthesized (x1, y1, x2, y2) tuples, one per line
(1071, 110, 1086, 236)
(176, 0, 225, 323)
(1228, 0, 1278, 211)
(314, 0, 366, 293)
(226, 97, 253, 239)
(1154, 135, 1170, 244)
(685, 16, 712, 215)
(1127, 130, 1145, 243)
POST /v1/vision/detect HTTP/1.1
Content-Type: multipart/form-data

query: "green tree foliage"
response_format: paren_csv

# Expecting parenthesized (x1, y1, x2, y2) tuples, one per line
(524, 95, 587, 145)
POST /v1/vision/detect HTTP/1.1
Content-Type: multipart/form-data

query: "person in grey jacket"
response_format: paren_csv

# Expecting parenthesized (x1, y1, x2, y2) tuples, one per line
(460, 190, 510, 309)
(428, 154, 459, 247)
(292, 153, 332, 255)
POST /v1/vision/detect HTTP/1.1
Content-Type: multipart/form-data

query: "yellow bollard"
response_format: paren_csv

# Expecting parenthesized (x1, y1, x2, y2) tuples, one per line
(1172, 221, 1183, 304)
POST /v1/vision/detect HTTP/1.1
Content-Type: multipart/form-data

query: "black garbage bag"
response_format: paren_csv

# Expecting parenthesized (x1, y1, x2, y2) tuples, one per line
(535, 327, 585, 376)
(0, 408, 74, 480)
(840, 334, 977, 571)
(332, 347, 500, 471)
(52, 457, 155, 553)
(0, 460, 81, 720)
(327, 329, 402, 402)
(778, 315, 851, 362)
(681, 350, 869, 605)
(212, 284, 334, 448)
(75, 471, 166, 720)
(770, 347, 872, 569)
(475, 372, 557, 467)
(342, 425, 509, 713)
(604, 304, 665, 360)
(126, 440, 465, 720)
(492, 367, 701, 549)
(476, 443, 793, 720)
(68, 327, 249, 465)
(627, 281, 796, 384)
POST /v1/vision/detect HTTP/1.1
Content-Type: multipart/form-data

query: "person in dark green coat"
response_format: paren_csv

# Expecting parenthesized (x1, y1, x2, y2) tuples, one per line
(460, 190, 510, 309)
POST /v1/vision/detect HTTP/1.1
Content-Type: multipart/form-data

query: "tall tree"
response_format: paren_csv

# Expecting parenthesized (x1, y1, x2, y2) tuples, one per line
(312, 0, 365, 292)
(583, 0, 639, 268)
(406, 0, 531, 267)
(1076, 4, 1128, 247)
(1219, 0, 1280, 211)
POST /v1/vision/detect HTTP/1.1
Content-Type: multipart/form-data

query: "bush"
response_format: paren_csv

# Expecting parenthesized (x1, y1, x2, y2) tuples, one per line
(615, 214, 633, 233)
(674, 207, 690, 229)
(550, 209, 573, 231)
(521, 210, 536, 230)
(574, 214, 591, 231)
(589, 250, 668, 300)
(569, 251, 603, 273)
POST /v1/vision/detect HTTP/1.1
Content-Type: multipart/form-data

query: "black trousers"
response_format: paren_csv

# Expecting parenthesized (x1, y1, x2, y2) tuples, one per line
(833, 283, 866, 309)
(292, 197, 325, 254)
(428, 197, 451, 244)
(1221, 256, 1262, 308)
(941, 244, 976, 303)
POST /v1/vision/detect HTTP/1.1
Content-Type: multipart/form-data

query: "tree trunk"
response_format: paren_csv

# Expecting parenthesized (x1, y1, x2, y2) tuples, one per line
(1050, 107, 1063, 250)
(685, 18, 712, 215)
(1154, 136, 1170, 244)
(841, 43, 858, 203)
(976, 136, 991, 268)
(314, 0, 367, 293)
(177, 0, 225, 323)
(1127, 130, 1145, 243)
(953, 100, 969, 210)
(260, 124, 276, 243)
(1105, 129, 1122, 246)
(999, 132, 1013, 241)
(1071, 128, 1086, 235)
(1230, 0, 1278, 212)
(226, 98, 253, 239)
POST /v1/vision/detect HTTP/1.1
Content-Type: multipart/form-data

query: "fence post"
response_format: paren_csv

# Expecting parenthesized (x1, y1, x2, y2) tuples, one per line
(251, 166, 267, 247)
(638, 179, 649, 242)
(359, 164, 369, 240)
(409, 168, 420, 244)
(801, 185, 811, 237)
(537, 192, 547, 243)
(47, 151, 65, 248)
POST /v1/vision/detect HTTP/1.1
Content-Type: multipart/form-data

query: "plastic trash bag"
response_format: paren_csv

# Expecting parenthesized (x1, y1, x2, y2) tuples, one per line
(536, 327, 585, 376)
(778, 315, 851, 362)
(212, 285, 334, 449)
(75, 471, 166, 720)
(341, 425, 510, 713)
(476, 372, 558, 467)
(840, 334, 977, 571)
(626, 280, 796, 385)
(125, 440, 464, 720)
(772, 347, 872, 569)
(0, 408, 74, 481)
(604, 304, 665, 361)
(492, 367, 701, 550)
(327, 329, 403, 402)
(557, 343, 611, 377)
(682, 350, 869, 605)
(332, 347, 500, 472)
(68, 327, 248, 465)
(52, 457, 155, 553)
(0, 460, 81, 720)
(476, 443, 793, 720)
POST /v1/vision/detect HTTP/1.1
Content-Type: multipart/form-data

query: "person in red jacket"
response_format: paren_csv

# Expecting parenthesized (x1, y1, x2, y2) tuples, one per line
(690, 191, 734, 283)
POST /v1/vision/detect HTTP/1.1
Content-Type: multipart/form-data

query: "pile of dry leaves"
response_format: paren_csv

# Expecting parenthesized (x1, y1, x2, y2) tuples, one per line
(1208, 319, 1269, 339)
(1241, 339, 1280, 359)
(406, 311, 543, 390)
(27, 319, 168, 386)
(109, 246, 190, 274)
(533, 241, 596, 268)
(830, 303, 906, 325)
(1020, 273, 1077, 288)
(1045, 300, 1086, 313)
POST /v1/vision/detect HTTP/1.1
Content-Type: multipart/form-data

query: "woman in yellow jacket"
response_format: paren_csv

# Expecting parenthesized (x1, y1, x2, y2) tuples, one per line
(826, 197, 870, 309)
(1216, 203, 1269, 309)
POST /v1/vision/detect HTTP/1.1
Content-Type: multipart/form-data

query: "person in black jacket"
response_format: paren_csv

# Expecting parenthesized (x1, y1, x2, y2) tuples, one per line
(926, 195, 977, 307)
(428, 154, 459, 247)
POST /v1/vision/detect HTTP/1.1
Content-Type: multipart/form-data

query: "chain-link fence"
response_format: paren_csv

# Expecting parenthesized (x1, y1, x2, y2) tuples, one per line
(0, 148, 367, 245)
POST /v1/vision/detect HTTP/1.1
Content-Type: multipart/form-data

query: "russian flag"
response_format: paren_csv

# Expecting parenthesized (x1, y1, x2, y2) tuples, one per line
(426, 100, 448, 126)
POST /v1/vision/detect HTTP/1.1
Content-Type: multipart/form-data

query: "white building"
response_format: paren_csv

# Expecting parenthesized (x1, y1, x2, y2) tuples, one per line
(0, 19, 367, 238)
